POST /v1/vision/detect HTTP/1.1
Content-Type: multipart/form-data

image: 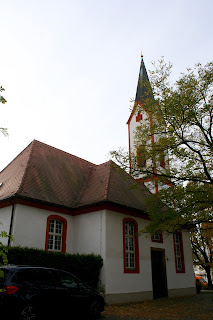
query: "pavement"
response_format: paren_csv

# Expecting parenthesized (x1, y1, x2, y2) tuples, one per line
(101, 291, 213, 320)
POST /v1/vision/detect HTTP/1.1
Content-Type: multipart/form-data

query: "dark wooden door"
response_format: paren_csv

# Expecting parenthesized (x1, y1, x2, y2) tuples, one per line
(151, 248, 168, 299)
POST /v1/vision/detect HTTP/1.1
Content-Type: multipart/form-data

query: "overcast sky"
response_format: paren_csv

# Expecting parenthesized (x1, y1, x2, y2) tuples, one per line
(0, 0, 212, 171)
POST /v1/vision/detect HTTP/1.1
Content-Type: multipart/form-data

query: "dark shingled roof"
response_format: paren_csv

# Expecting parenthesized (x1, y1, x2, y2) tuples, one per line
(127, 57, 154, 125)
(135, 57, 153, 105)
(0, 140, 151, 215)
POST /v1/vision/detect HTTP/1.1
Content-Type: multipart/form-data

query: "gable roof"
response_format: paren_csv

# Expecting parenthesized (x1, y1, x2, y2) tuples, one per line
(0, 140, 151, 216)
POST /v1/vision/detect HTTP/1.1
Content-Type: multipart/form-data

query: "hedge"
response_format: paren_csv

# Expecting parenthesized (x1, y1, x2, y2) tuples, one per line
(6, 246, 103, 288)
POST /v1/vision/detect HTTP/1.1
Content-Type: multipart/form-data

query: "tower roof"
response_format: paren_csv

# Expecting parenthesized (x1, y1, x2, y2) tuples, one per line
(135, 55, 153, 105)
(127, 56, 153, 124)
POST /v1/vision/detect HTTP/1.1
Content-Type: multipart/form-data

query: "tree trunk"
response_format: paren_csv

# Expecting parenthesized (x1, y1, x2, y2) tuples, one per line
(204, 265, 213, 289)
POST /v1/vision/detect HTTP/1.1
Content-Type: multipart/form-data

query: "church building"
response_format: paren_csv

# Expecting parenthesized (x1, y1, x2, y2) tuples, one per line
(0, 56, 196, 303)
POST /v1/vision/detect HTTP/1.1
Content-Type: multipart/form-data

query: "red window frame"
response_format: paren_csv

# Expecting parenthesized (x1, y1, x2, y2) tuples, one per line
(173, 232, 185, 273)
(45, 215, 67, 253)
(123, 218, 140, 273)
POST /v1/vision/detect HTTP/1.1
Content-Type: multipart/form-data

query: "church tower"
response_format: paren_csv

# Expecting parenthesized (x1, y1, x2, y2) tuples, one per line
(127, 55, 171, 194)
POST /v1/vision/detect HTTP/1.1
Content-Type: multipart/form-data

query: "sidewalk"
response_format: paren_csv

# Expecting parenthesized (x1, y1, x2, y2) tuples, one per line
(102, 292, 213, 320)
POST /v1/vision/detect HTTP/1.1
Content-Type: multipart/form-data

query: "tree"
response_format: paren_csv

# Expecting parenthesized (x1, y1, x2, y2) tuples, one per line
(0, 86, 8, 137)
(191, 223, 213, 289)
(111, 59, 213, 286)
(0, 86, 8, 274)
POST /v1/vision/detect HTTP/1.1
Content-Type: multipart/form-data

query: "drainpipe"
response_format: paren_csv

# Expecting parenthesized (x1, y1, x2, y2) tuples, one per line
(8, 200, 15, 247)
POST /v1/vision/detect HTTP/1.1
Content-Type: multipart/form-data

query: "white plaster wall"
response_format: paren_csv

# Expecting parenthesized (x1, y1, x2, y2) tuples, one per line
(104, 211, 195, 295)
(71, 210, 106, 257)
(165, 231, 195, 289)
(11, 204, 73, 252)
(0, 206, 12, 245)
(71, 210, 106, 286)
(129, 106, 149, 154)
(104, 211, 153, 295)
(129, 107, 154, 185)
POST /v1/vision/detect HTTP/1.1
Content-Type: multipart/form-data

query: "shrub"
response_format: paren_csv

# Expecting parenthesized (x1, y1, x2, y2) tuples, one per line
(7, 246, 103, 288)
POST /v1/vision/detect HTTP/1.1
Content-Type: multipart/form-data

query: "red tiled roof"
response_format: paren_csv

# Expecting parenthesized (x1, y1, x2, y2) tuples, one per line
(0, 140, 151, 215)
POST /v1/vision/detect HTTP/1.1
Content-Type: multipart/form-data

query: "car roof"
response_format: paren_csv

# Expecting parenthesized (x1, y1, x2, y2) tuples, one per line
(0, 265, 67, 272)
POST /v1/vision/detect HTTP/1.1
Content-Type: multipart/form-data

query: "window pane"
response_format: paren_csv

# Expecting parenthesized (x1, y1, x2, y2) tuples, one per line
(48, 235, 53, 250)
(55, 220, 62, 234)
(48, 219, 63, 252)
(129, 238, 134, 252)
(125, 221, 136, 269)
(153, 232, 160, 241)
(125, 238, 128, 251)
(174, 232, 184, 272)
(129, 223, 134, 236)
(54, 236, 62, 251)
(49, 220, 55, 233)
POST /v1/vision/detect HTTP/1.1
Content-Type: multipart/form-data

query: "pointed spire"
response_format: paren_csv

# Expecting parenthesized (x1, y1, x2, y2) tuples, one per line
(135, 55, 153, 106)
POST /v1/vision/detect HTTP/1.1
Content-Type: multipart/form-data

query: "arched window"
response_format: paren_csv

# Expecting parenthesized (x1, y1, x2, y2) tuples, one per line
(45, 215, 67, 253)
(123, 218, 139, 273)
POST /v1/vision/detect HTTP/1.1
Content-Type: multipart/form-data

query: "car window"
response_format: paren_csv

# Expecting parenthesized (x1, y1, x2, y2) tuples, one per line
(0, 269, 11, 283)
(12, 269, 56, 286)
(57, 271, 79, 289)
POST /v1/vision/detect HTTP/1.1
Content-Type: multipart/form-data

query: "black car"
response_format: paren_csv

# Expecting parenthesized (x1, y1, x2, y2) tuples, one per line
(0, 265, 104, 320)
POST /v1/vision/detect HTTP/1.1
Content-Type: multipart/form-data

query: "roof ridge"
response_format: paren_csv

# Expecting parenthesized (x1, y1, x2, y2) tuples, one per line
(33, 139, 96, 166)
(15, 140, 36, 194)
(74, 165, 95, 205)
(103, 160, 113, 200)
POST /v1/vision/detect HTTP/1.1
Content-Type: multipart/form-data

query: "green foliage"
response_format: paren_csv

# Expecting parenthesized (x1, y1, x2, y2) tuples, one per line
(191, 224, 213, 288)
(0, 86, 8, 136)
(6, 246, 103, 288)
(0, 86, 7, 104)
(111, 58, 213, 286)
(0, 86, 9, 276)
(111, 58, 213, 232)
(0, 231, 14, 277)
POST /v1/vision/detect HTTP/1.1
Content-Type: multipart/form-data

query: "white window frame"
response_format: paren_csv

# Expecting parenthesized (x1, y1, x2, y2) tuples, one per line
(174, 233, 183, 271)
(48, 219, 63, 252)
(125, 222, 136, 269)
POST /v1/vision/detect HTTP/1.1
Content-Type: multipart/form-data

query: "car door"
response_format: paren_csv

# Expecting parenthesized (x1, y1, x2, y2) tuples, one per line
(15, 268, 59, 317)
(54, 270, 90, 317)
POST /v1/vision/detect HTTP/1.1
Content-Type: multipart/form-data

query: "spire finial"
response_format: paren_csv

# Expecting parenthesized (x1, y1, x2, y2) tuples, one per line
(141, 50, 143, 58)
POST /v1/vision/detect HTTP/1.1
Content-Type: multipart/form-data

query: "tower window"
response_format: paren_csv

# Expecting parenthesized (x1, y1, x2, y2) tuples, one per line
(160, 152, 166, 168)
(136, 112, 142, 122)
(137, 146, 146, 167)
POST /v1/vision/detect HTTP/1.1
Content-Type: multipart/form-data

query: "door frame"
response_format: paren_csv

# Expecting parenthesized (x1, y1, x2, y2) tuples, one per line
(151, 247, 168, 299)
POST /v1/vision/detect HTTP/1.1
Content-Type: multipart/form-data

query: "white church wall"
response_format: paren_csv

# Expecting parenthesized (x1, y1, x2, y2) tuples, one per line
(0, 206, 13, 245)
(165, 231, 195, 291)
(129, 105, 150, 154)
(104, 210, 195, 303)
(71, 210, 106, 257)
(129, 106, 155, 186)
(10, 204, 73, 252)
(104, 211, 152, 298)
(71, 210, 107, 288)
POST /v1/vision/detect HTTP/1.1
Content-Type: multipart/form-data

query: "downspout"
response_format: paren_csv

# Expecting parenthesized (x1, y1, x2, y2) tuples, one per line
(8, 200, 15, 247)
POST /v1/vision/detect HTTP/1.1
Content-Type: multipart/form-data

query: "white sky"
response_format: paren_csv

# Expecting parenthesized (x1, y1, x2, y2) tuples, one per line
(0, 0, 212, 170)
